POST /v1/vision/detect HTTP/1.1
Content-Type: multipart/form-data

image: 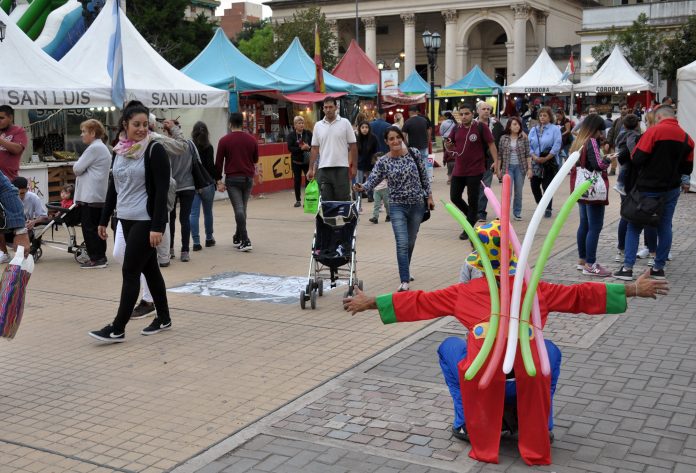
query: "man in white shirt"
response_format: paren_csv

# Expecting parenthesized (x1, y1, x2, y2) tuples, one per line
(307, 97, 357, 201)
(12, 177, 49, 230)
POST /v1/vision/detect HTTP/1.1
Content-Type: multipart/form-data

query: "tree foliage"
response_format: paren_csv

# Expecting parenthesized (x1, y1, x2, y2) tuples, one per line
(273, 7, 338, 71)
(238, 24, 276, 67)
(233, 19, 268, 45)
(662, 15, 696, 81)
(125, 0, 216, 68)
(591, 13, 664, 79)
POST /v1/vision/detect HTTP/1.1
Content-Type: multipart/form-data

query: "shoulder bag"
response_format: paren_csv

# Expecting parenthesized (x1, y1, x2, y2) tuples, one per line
(573, 139, 607, 202)
(535, 126, 558, 178)
(188, 140, 214, 191)
(407, 148, 431, 222)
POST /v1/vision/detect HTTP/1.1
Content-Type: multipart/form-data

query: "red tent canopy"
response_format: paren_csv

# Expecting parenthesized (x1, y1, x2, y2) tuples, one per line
(332, 40, 379, 86)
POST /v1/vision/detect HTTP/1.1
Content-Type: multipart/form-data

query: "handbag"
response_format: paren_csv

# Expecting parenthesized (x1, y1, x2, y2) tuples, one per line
(535, 126, 558, 178)
(620, 186, 664, 227)
(574, 141, 607, 202)
(408, 148, 431, 222)
(188, 141, 214, 191)
(302, 150, 311, 165)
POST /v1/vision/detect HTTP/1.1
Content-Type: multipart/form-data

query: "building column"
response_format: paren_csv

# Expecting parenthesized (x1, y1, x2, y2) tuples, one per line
(506, 42, 515, 84)
(442, 9, 458, 87)
(456, 45, 469, 82)
(362, 16, 377, 63)
(535, 10, 548, 52)
(327, 19, 339, 58)
(401, 12, 416, 77)
(511, 3, 529, 79)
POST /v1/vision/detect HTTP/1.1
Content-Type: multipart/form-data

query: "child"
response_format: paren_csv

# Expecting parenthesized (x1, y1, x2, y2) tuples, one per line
(613, 114, 641, 196)
(368, 179, 389, 224)
(60, 184, 74, 208)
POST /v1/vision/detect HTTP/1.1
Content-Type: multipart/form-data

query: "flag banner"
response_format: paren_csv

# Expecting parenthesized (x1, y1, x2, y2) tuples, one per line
(107, 0, 126, 108)
(314, 24, 326, 93)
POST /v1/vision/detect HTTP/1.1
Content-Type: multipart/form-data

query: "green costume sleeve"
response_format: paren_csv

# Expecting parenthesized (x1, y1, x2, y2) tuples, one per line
(376, 294, 397, 325)
(605, 284, 628, 314)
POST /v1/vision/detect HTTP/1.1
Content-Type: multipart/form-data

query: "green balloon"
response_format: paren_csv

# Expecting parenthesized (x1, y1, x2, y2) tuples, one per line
(443, 201, 500, 380)
(518, 178, 595, 376)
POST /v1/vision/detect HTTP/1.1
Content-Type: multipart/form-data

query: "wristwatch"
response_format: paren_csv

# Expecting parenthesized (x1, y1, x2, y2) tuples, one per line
(14, 227, 28, 235)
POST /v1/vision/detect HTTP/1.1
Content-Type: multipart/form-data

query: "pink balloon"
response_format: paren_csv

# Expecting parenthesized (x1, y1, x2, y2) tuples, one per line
(482, 185, 551, 376)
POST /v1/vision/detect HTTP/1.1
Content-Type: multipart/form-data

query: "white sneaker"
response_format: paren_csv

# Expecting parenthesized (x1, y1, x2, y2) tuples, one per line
(576, 264, 585, 271)
(397, 282, 409, 292)
(0, 253, 10, 264)
(636, 247, 650, 259)
(614, 250, 624, 263)
(612, 184, 626, 196)
(668, 252, 673, 261)
(647, 257, 655, 267)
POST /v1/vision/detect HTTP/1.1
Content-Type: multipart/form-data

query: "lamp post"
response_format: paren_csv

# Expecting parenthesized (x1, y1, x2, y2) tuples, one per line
(0, 21, 6, 43)
(422, 30, 441, 143)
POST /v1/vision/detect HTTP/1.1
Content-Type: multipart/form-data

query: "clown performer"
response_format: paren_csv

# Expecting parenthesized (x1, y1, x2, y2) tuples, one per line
(343, 221, 669, 466)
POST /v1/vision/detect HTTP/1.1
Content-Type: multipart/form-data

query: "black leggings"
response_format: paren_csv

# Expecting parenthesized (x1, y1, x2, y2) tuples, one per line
(169, 190, 195, 252)
(112, 219, 169, 333)
(530, 173, 554, 211)
(450, 175, 482, 226)
(80, 205, 106, 261)
(292, 161, 309, 202)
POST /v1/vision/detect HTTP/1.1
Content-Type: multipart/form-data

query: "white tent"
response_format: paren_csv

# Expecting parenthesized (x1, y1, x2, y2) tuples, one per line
(504, 49, 573, 94)
(0, 9, 111, 109)
(60, 0, 228, 109)
(677, 60, 696, 192)
(575, 46, 653, 93)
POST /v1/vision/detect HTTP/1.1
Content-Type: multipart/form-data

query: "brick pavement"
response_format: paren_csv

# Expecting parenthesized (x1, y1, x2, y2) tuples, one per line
(1, 157, 694, 472)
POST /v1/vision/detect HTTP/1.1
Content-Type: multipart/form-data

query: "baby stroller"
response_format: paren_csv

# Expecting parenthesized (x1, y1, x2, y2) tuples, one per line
(300, 196, 362, 309)
(30, 202, 89, 264)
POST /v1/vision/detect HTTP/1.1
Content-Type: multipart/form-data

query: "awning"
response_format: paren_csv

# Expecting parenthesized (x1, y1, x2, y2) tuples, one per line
(239, 90, 346, 104)
(437, 88, 496, 98)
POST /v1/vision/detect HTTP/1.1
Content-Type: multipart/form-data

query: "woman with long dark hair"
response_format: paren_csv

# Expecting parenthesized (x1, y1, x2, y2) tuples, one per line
(497, 116, 531, 221)
(190, 121, 216, 251)
(90, 101, 172, 342)
(356, 120, 378, 200)
(354, 127, 434, 292)
(569, 114, 611, 277)
(286, 115, 312, 207)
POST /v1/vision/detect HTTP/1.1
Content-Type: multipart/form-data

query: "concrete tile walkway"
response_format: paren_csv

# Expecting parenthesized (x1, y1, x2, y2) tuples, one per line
(1, 158, 694, 472)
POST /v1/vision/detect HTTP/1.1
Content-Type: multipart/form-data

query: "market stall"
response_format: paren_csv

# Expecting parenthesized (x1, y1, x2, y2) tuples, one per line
(437, 65, 503, 113)
(677, 59, 696, 192)
(574, 46, 654, 114)
(504, 49, 573, 95)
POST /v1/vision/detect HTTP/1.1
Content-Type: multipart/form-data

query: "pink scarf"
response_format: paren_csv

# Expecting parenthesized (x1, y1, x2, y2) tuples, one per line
(113, 132, 151, 159)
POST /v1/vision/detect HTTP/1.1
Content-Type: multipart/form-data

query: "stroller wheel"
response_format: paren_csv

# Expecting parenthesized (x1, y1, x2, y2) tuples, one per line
(299, 290, 307, 310)
(74, 243, 90, 264)
(32, 247, 42, 262)
(306, 278, 314, 295)
(358, 280, 364, 291)
(310, 289, 317, 309)
(316, 278, 324, 296)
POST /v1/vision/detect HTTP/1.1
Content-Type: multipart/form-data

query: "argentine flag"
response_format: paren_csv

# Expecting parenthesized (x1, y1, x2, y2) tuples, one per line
(107, 0, 126, 108)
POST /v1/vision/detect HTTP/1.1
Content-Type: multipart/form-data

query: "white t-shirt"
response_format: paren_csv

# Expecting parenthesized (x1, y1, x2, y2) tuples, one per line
(22, 191, 47, 220)
(311, 115, 356, 168)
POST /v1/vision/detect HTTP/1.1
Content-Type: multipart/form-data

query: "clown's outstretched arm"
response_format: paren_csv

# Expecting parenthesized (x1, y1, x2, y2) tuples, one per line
(343, 285, 475, 325)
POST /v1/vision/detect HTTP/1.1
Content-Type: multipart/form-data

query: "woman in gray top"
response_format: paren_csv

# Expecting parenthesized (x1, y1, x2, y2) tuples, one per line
(165, 122, 196, 262)
(74, 119, 111, 268)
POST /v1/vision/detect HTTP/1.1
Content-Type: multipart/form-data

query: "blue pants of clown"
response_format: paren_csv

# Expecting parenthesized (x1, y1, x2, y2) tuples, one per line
(438, 337, 562, 431)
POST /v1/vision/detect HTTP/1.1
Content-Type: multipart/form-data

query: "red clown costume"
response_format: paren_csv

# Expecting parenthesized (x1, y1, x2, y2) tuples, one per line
(374, 278, 628, 465)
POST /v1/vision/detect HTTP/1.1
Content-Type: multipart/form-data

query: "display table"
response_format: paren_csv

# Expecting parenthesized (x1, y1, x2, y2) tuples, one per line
(253, 142, 295, 195)
(19, 162, 76, 204)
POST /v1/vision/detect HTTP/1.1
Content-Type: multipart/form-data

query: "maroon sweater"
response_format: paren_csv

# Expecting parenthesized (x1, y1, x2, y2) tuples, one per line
(215, 131, 259, 180)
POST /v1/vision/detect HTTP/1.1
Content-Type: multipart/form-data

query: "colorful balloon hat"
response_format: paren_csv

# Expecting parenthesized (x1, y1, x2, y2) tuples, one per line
(466, 220, 518, 275)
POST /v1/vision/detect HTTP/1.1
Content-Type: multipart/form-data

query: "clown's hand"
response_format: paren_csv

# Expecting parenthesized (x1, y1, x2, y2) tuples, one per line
(634, 269, 670, 299)
(342, 286, 376, 315)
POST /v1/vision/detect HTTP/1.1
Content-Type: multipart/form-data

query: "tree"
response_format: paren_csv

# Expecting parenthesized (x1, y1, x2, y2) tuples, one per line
(238, 24, 275, 67)
(662, 15, 696, 81)
(125, 0, 216, 68)
(234, 19, 268, 45)
(273, 7, 338, 71)
(591, 13, 664, 79)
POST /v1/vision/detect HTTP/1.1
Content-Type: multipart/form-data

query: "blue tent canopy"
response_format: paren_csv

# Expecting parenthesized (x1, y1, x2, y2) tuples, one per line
(399, 70, 430, 94)
(445, 65, 502, 93)
(182, 29, 313, 109)
(268, 37, 376, 96)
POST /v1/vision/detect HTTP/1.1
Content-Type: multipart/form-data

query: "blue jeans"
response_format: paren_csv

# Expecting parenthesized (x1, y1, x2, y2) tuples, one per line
(577, 203, 605, 264)
(190, 183, 215, 245)
(624, 187, 680, 270)
(506, 164, 524, 217)
(389, 202, 424, 283)
(438, 337, 561, 430)
(477, 167, 494, 219)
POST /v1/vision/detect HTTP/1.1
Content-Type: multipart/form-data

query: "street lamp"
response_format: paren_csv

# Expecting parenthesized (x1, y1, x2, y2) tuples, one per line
(0, 21, 6, 43)
(422, 30, 441, 143)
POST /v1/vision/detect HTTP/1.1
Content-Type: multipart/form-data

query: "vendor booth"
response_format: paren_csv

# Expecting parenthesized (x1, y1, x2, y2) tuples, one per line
(504, 49, 573, 95)
(1, 9, 113, 202)
(574, 46, 654, 114)
(677, 59, 696, 192)
(437, 65, 502, 113)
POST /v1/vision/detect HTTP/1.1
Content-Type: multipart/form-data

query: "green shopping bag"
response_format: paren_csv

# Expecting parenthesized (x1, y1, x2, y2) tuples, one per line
(304, 179, 319, 214)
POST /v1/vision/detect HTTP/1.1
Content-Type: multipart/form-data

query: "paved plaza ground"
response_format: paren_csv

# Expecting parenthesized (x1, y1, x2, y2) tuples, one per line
(1, 159, 694, 473)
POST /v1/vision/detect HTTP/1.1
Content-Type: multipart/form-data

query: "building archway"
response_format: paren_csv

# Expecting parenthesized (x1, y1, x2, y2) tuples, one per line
(466, 20, 509, 84)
